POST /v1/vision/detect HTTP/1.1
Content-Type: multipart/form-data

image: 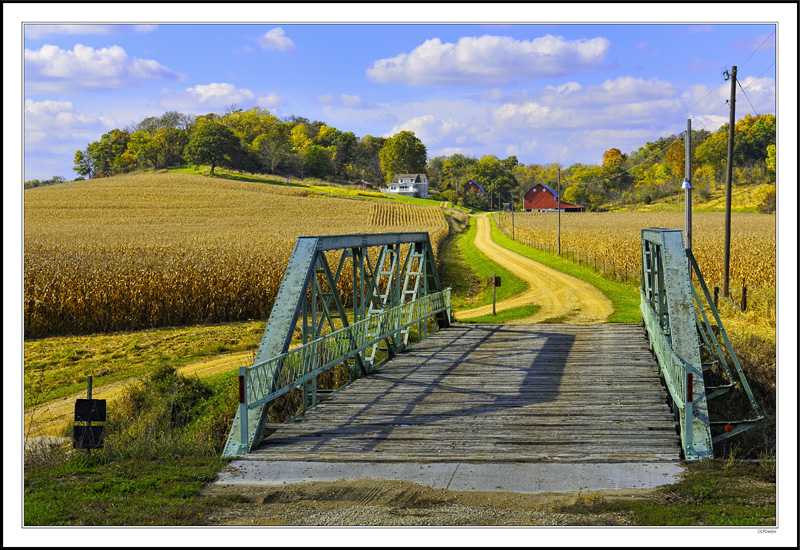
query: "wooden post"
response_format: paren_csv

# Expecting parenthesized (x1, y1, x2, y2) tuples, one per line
(492, 273, 496, 316)
(714, 286, 719, 308)
(742, 283, 747, 312)
(723, 66, 737, 297)
(86, 376, 93, 453)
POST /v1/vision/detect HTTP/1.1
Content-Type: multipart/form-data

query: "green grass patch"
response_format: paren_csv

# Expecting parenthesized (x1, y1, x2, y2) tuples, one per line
(24, 366, 241, 525)
(560, 459, 776, 526)
(458, 304, 541, 324)
(488, 216, 640, 323)
(24, 321, 263, 408)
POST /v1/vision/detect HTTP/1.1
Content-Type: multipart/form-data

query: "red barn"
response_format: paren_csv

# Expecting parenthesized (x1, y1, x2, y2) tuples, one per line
(523, 183, 584, 212)
(463, 179, 487, 196)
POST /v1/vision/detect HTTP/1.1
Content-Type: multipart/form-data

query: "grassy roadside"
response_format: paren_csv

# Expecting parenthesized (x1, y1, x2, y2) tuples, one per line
(438, 216, 539, 323)
(487, 215, 641, 323)
(24, 321, 263, 409)
(561, 459, 775, 526)
(24, 366, 241, 526)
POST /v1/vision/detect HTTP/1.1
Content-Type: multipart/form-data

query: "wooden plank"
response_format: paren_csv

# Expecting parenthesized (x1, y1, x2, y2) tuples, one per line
(246, 324, 681, 463)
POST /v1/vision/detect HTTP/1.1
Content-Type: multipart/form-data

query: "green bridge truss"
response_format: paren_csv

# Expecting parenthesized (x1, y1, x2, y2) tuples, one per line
(640, 228, 762, 460)
(223, 232, 450, 458)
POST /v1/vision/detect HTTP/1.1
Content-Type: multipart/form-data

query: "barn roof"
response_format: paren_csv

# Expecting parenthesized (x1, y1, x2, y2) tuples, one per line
(538, 183, 559, 199)
(466, 179, 487, 194)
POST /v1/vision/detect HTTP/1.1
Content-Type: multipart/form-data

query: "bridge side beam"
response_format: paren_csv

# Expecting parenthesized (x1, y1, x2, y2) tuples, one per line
(641, 228, 713, 460)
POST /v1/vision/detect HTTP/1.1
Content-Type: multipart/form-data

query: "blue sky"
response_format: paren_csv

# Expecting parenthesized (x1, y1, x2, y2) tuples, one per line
(10, 4, 792, 183)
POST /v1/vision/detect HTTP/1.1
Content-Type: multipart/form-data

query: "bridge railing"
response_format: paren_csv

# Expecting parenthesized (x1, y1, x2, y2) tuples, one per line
(640, 228, 762, 460)
(235, 289, 450, 452)
(640, 290, 700, 456)
(641, 228, 712, 459)
(223, 232, 450, 458)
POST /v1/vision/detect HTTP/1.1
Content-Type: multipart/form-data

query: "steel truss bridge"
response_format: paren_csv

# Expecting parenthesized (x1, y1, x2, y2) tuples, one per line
(223, 229, 761, 462)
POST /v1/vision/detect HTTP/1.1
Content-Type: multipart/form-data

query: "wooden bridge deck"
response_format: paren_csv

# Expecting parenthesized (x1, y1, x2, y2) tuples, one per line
(246, 324, 682, 463)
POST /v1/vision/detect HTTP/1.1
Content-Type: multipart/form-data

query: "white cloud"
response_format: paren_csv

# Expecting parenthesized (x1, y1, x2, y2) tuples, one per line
(733, 32, 776, 53)
(314, 93, 367, 108)
(24, 24, 157, 40)
(24, 99, 115, 152)
(679, 25, 714, 35)
(258, 27, 296, 52)
(152, 82, 289, 113)
(256, 92, 286, 108)
(682, 75, 774, 126)
(384, 114, 484, 148)
(367, 34, 610, 86)
(491, 101, 576, 129)
(24, 44, 180, 92)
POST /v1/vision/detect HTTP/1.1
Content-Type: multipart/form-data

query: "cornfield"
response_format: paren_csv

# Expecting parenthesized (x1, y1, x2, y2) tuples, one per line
(498, 211, 776, 290)
(24, 173, 448, 338)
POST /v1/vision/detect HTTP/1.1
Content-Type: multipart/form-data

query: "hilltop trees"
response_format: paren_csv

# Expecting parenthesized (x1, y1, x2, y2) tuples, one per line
(184, 118, 242, 176)
(69, 108, 775, 212)
(378, 130, 427, 181)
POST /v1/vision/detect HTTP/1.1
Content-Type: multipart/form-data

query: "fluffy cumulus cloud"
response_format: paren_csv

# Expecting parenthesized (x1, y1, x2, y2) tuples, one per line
(25, 44, 180, 92)
(367, 34, 610, 86)
(256, 92, 286, 109)
(152, 82, 263, 111)
(384, 114, 486, 149)
(24, 98, 115, 152)
(488, 76, 681, 134)
(24, 24, 158, 40)
(258, 27, 296, 52)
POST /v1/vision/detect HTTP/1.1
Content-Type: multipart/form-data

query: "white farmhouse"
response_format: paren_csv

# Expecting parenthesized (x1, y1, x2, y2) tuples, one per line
(384, 173, 429, 199)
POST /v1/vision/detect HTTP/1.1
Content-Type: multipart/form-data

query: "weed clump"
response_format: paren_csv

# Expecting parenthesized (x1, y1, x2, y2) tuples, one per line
(102, 365, 236, 461)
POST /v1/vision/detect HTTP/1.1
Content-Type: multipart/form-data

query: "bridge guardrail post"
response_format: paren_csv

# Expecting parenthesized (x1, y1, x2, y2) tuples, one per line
(238, 366, 248, 453)
(684, 371, 695, 459)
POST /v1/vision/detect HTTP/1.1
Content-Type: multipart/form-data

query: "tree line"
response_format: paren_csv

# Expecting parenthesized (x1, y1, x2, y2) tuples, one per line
(64, 107, 775, 212)
(71, 107, 426, 184)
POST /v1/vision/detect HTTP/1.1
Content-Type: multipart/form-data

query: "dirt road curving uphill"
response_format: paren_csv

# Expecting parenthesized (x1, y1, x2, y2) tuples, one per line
(457, 214, 613, 324)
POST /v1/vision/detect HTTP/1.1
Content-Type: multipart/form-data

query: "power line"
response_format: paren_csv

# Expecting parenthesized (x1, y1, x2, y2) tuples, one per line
(738, 30, 775, 69)
(737, 79, 759, 116)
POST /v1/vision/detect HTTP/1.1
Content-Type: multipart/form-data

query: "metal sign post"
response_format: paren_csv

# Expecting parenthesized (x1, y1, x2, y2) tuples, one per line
(487, 275, 501, 316)
(73, 376, 106, 450)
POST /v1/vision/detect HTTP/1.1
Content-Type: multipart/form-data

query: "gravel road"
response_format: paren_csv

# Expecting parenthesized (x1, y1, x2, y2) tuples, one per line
(458, 214, 613, 324)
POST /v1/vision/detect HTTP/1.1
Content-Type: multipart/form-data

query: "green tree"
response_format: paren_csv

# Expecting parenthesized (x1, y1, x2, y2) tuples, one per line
(184, 119, 242, 176)
(73, 148, 94, 178)
(379, 130, 427, 182)
(354, 135, 386, 183)
(441, 154, 477, 202)
(253, 122, 291, 174)
(766, 144, 776, 177)
(470, 155, 518, 210)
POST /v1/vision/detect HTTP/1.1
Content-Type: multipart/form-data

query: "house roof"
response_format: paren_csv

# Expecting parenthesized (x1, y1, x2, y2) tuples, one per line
(466, 179, 487, 194)
(391, 173, 427, 183)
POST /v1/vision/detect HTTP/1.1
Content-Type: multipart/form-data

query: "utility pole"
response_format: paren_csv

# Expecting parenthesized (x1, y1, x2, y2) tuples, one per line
(511, 192, 515, 241)
(683, 118, 693, 277)
(723, 65, 736, 297)
(557, 167, 561, 256)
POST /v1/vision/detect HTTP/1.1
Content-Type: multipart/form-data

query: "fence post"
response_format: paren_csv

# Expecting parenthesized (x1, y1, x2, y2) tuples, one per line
(713, 286, 719, 308)
(742, 284, 747, 312)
